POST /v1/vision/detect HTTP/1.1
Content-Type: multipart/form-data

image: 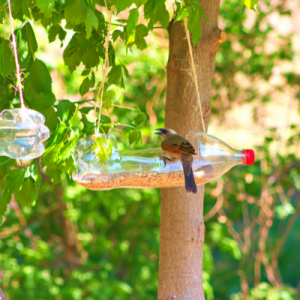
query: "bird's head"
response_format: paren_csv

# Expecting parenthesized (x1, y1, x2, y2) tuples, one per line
(155, 128, 177, 139)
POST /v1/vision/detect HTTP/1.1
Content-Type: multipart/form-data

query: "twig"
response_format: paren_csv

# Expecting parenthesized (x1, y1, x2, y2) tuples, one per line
(204, 180, 223, 221)
(182, 1, 206, 132)
(7, 0, 25, 108)
(219, 208, 247, 254)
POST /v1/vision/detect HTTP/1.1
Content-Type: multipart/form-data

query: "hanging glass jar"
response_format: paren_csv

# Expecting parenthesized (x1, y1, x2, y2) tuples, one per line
(0, 108, 50, 159)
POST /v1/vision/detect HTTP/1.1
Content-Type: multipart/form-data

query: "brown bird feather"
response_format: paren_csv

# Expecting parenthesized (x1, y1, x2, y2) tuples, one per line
(161, 135, 196, 155)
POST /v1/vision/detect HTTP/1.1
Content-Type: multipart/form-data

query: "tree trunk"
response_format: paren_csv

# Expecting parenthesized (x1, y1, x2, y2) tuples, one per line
(158, 2, 221, 299)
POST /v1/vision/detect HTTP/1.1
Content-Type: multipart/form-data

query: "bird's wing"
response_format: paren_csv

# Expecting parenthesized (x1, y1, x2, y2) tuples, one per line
(161, 135, 196, 155)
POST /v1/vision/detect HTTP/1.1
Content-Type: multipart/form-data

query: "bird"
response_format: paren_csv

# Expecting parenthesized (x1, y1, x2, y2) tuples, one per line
(155, 128, 197, 194)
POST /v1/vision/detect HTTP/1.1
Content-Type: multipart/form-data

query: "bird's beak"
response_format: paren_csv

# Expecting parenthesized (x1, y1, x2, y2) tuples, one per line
(155, 128, 163, 135)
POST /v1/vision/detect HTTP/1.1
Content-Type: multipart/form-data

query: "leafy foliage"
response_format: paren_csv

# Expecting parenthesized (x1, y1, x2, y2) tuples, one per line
(1, 1, 299, 300)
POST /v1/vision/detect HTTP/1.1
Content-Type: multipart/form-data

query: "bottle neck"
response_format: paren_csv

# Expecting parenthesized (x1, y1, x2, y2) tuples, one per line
(231, 150, 247, 165)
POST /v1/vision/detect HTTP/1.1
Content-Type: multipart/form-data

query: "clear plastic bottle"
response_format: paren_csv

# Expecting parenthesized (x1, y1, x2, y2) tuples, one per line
(73, 132, 255, 190)
(0, 108, 50, 159)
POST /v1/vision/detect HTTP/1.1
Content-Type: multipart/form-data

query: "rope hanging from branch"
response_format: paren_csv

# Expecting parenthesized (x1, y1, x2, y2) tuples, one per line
(95, 0, 112, 134)
(182, 2, 206, 133)
(7, 0, 25, 109)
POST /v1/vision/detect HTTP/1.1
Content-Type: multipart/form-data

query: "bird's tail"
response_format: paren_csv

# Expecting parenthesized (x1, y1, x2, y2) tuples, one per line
(183, 167, 197, 194)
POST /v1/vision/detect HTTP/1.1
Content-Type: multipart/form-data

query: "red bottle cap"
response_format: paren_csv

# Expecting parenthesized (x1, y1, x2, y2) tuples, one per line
(244, 149, 255, 165)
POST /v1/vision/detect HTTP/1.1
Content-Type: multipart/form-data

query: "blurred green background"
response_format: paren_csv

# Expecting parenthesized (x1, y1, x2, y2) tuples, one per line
(1, 0, 300, 299)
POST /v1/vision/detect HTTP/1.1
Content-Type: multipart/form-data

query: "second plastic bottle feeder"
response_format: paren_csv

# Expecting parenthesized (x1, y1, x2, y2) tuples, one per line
(73, 131, 255, 190)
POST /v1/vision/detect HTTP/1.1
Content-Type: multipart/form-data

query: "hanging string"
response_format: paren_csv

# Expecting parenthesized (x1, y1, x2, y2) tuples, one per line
(95, 0, 112, 134)
(7, 0, 25, 109)
(182, 2, 206, 133)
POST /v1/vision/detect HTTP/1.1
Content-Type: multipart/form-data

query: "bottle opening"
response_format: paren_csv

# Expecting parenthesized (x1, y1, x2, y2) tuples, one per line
(243, 149, 255, 165)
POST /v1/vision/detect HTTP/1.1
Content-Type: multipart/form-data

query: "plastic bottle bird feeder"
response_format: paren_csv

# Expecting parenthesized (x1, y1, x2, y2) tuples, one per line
(73, 131, 255, 190)
(0, 109, 50, 160)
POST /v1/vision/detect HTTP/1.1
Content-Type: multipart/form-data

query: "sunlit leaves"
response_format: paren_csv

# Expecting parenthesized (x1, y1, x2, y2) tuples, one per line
(15, 178, 39, 206)
(126, 8, 139, 45)
(106, 84, 124, 103)
(174, 3, 206, 45)
(35, 0, 56, 18)
(175, 6, 191, 22)
(91, 136, 113, 164)
(275, 203, 295, 220)
(57, 100, 76, 123)
(244, 0, 259, 12)
(41, 106, 59, 131)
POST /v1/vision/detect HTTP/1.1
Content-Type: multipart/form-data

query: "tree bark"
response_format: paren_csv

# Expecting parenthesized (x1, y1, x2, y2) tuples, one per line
(158, 1, 221, 299)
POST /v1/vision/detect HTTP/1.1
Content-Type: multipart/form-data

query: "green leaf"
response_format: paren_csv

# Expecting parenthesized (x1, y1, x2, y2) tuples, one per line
(0, 38, 14, 77)
(132, 112, 147, 127)
(63, 33, 86, 72)
(69, 110, 84, 131)
(126, 8, 139, 45)
(114, 0, 133, 13)
(89, 72, 95, 87)
(135, 24, 148, 50)
(48, 25, 67, 43)
(175, 5, 191, 22)
(40, 106, 59, 132)
(60, 138, 77, 161)
(46, 123, 68, 146)
(35, 0, 56, 18)
(57, 100, 76, 124)
(43, 141, 64, 165)
(133, 0, 147, 8)
(106, 84, 124, 103)
(80, 77, 90, 96)
(64, 0, 88, 25)
(85, 9, 99, 39)
(91, 137, 112, 164)
(82, 47, 100, 69)
(128, 129, 141, 145)
(112, 30, 123, 42)
(45, 166, 62, 185)
(48, 25, 60, 43)
(155, 4, 169, 28)
(29, 59, 52, 93)
(0, 156, 11, 179)
(122, 65, 130, 78)
(15, 178, 39, 206)
(108, 65, 122, 85)
(3, 169, 26, 194)
(188, 8, 202, 45)
(199, 6, 206, 23)
(22, 22, 38, 55)
(24, 81, 56, 111)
